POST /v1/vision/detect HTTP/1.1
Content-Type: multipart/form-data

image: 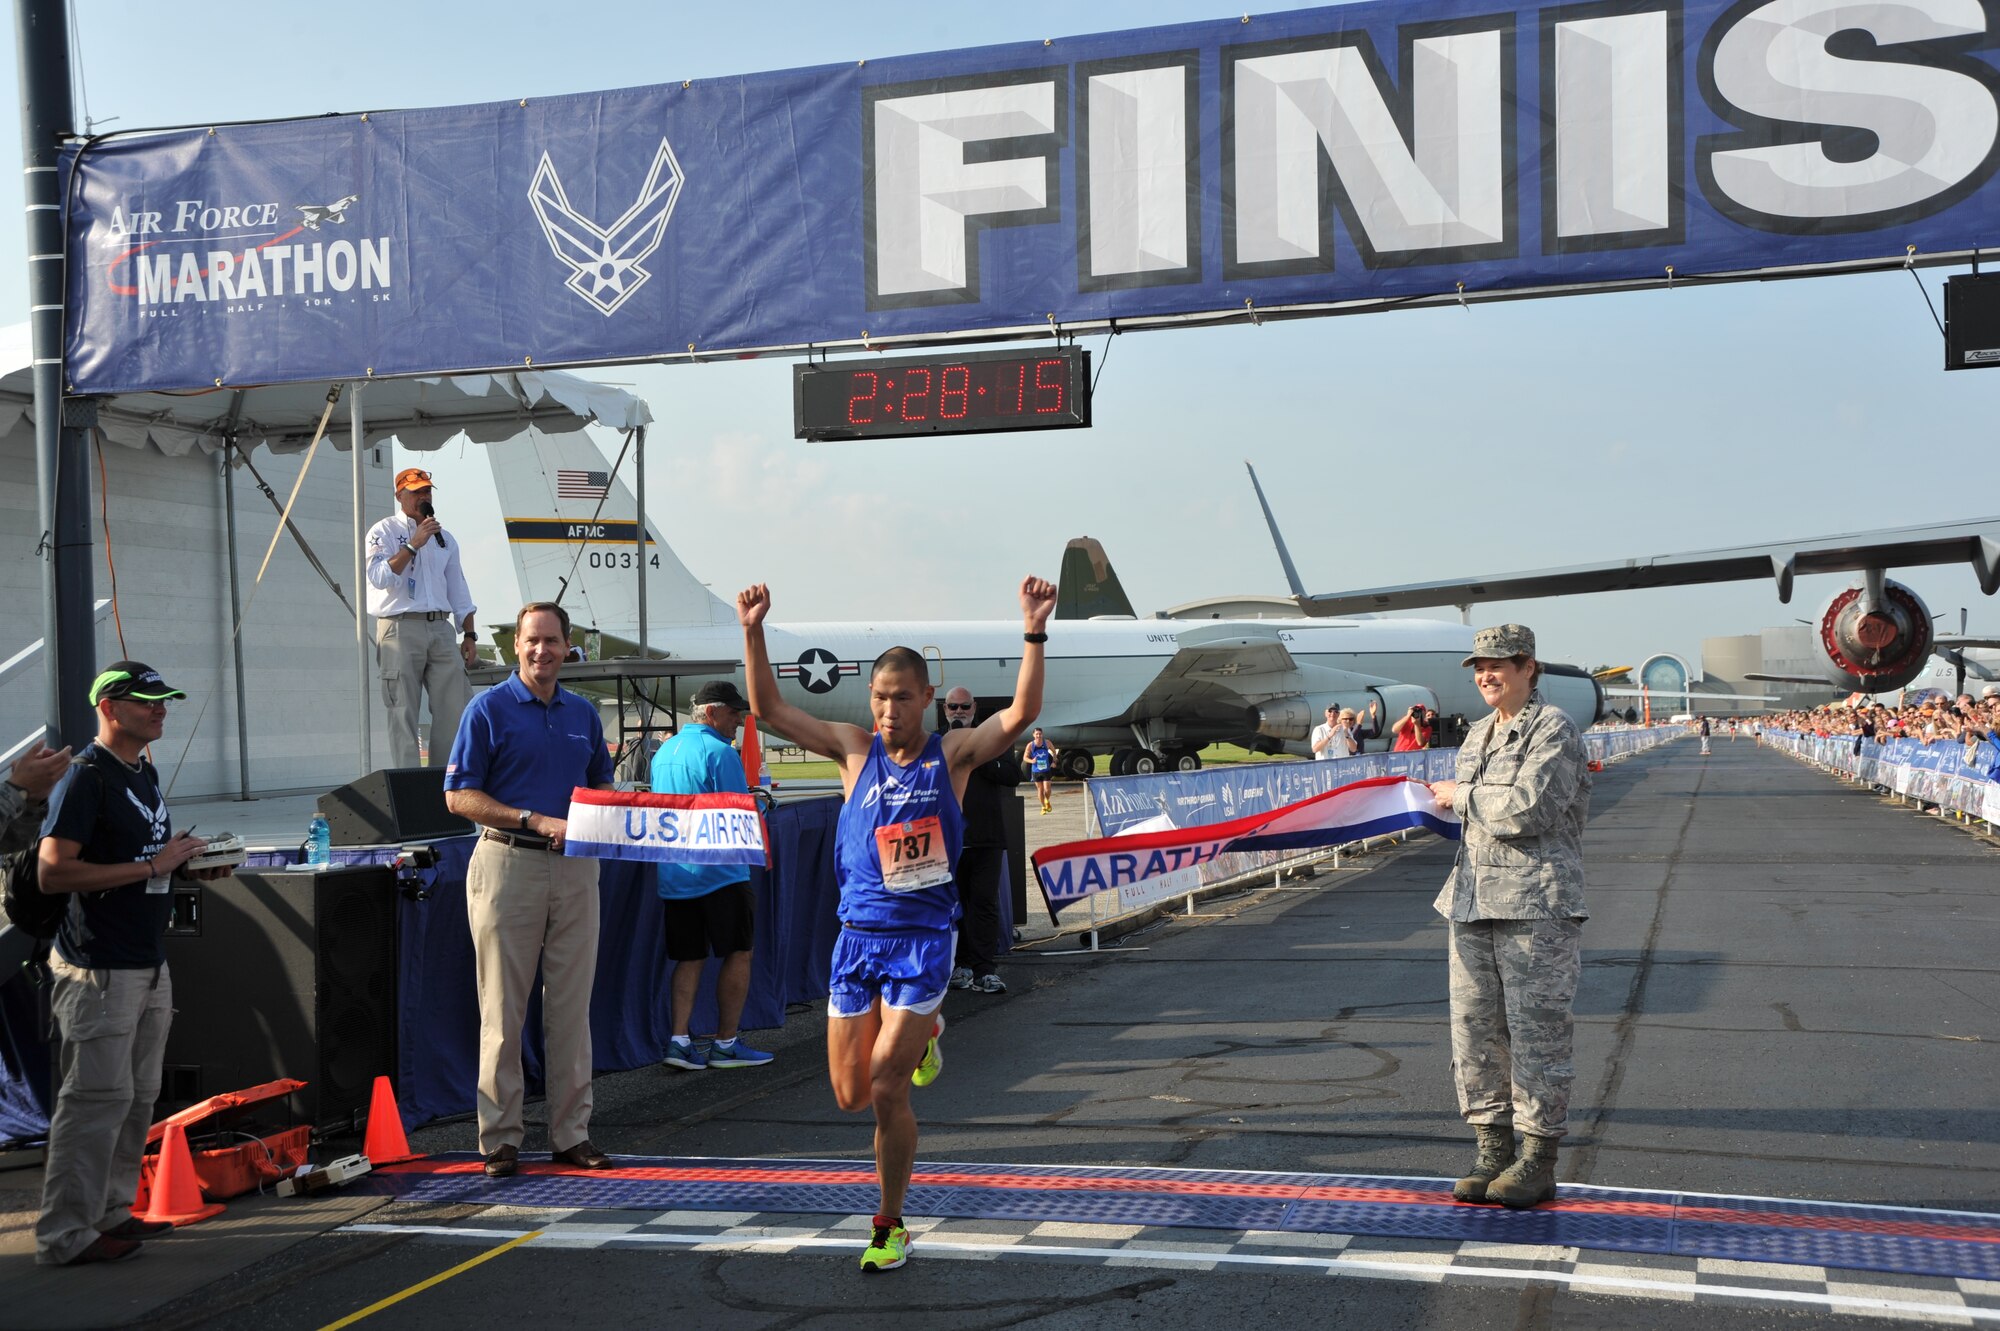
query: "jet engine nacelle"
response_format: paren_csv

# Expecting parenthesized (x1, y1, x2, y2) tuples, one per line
(1817, 579, 1935, 693)
(1252, 684, 1438, 741)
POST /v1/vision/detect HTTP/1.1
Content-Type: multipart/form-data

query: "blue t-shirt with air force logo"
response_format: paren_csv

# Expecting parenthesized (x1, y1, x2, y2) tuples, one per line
(44, 744, 174, 968)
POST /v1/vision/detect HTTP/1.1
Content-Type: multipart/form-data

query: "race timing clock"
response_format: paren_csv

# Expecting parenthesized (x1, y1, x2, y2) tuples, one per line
(794, 346, 1091, 442)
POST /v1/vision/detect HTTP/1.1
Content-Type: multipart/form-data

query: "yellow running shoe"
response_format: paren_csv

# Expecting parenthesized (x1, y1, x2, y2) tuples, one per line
(911, 1013, 945, 1088)
(859, 1221, 910, 1272)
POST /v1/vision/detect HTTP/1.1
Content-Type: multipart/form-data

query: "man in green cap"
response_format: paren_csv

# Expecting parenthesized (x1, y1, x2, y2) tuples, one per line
(1427, 625, 1591, 1211)
(34, 662, 227, 1266)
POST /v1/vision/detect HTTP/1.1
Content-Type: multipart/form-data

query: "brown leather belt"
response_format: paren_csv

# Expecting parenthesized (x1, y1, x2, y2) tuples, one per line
(480, 829, 558, 852)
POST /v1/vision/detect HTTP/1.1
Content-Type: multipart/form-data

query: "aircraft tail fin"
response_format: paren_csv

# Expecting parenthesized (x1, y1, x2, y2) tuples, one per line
(1246, 461, 1309, 601)
(487, 429, 734, 632)
(1056, 536, 1137, 619)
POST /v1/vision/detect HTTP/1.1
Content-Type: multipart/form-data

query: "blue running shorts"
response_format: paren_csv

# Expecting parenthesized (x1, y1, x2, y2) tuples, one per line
(827, 925, 958, 1019)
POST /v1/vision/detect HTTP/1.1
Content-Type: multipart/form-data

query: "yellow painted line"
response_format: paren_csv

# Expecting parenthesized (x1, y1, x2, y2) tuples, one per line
(315, 1228, 543, 1331)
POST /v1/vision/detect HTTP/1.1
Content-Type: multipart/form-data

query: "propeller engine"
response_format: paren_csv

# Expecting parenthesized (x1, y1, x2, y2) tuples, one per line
(1816, 578, 1935, 693)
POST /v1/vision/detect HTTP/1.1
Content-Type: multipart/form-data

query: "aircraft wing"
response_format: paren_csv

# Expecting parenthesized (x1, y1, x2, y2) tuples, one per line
(1149, 625, 1299, 683)
(1604, 686, 1781, 701)
(1937, 635, 2000, 650)
(1281, 517, 2000, 616)
(1741, 671, 1832, 685)
(1033, 625, 1308, 734)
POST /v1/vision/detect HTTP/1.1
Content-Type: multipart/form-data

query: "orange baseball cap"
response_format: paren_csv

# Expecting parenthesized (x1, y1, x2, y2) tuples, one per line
(394, 467, 436, 493)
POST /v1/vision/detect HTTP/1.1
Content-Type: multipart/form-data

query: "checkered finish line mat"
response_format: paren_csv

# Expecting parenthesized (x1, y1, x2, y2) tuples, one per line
(363, 1156, 2000, 1284)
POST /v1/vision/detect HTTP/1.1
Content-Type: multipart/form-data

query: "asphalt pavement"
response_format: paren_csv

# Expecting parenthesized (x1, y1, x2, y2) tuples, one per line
(7, 737, 1997, 1329)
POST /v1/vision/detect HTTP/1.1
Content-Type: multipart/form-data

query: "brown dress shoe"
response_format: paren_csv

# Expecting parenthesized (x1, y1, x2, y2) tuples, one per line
(103, 1217, 176, 1241)
(483, 1144, 519, 1178)
(65, 1234, 142, 1265)
(550, 1140, 611, 1170)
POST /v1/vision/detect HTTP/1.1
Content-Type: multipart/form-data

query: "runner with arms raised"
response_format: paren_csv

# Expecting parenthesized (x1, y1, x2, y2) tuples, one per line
(737, 575, 1055, 1272)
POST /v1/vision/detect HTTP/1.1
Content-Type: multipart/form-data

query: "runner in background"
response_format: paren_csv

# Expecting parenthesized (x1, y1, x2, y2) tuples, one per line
(1024, 729, 1057, 814)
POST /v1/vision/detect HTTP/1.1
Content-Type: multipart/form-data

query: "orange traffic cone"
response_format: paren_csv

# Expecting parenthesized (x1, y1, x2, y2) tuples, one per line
(363, 1075, 418, 1165)
(740, 714, 770, 789)
(137, 1122, 224, 1227)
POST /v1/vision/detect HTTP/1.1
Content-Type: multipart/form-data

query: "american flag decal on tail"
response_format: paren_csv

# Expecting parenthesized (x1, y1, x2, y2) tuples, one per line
(556, 469, 610, 500)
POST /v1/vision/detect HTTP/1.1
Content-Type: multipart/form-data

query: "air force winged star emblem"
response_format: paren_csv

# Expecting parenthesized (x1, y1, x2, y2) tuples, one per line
(529, 138, 685, 316)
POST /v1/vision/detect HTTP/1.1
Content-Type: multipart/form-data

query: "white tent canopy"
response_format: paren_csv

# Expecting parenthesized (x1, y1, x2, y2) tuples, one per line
(0, 323, 651, 456)
(2, 322, 655, 790)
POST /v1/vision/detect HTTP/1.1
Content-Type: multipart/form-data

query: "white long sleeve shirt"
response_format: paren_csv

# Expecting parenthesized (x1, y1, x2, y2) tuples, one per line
(364, 511, 477, 624)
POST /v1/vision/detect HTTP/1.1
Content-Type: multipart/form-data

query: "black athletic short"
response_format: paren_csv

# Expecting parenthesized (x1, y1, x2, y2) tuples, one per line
(662, 883, 756, 961)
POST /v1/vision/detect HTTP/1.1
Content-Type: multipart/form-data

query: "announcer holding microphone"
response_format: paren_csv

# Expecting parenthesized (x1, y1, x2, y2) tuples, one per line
(365, 466, 477, 768)
(1428, 625, 1591, 1211)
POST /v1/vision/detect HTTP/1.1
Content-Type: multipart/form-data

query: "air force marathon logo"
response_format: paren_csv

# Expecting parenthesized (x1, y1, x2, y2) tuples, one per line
(529, 138, 685, 316)
(777, 648, 859, 695)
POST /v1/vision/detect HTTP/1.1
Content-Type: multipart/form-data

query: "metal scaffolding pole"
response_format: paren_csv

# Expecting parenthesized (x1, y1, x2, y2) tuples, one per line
(221, 441, 251, 799)
(16, 0, 95, 747)
(351, 383, 371, 776)
(634, 426, 649, 659)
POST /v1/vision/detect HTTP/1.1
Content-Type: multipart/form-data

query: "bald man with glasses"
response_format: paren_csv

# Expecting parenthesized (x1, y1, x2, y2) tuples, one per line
(942, 688, 1021, 994)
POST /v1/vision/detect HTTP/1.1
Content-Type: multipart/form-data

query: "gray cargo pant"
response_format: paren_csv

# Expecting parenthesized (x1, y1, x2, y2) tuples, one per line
(36, 955, 173, 1264)
(374, 614, 470, 767)
(1447, 917, 1583, 1139)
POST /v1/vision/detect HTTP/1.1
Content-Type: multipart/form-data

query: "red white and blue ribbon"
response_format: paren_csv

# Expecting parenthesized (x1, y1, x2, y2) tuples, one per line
(563, 788, 769, 865)
(1032, 776, 1458, 919)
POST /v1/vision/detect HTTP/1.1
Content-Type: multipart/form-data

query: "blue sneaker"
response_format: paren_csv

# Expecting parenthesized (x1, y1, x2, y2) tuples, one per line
(663, 1036, 707, 1071)
(706, 1037, 774, 1068)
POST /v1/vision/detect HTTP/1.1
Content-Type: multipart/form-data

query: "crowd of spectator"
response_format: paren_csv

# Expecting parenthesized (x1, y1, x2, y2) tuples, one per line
(1760, 684, 2000, 749)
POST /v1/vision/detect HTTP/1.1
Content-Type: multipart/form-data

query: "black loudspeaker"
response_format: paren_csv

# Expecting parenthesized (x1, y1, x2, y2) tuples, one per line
(1944, 273, 2000, 370)
(319, 766, 470, 846)
(159, 865, 398, 1132)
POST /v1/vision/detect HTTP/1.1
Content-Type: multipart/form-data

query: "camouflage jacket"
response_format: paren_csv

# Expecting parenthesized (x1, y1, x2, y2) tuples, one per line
(0, 778, 48, 858)
(1433, 691, 1592, 922)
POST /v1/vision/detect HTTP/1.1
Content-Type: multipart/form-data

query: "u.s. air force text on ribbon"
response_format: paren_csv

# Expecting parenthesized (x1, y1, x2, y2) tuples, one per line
(564, 789, 769, 866)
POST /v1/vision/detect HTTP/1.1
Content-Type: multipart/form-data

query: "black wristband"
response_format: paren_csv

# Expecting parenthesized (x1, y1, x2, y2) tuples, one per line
(1023, 632, 1048, 644)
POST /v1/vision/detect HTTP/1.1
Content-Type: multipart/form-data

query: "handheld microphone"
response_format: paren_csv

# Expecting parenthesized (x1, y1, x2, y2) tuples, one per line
(419, 501, 446, 549)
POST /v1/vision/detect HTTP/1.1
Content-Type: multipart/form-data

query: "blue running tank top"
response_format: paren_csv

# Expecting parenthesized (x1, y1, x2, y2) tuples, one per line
(835, 732, 965, 930)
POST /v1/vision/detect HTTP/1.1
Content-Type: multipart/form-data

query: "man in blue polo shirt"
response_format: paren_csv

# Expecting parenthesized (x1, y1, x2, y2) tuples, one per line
(444, 602, 615, 1178)
(650, 680, 773, 1072)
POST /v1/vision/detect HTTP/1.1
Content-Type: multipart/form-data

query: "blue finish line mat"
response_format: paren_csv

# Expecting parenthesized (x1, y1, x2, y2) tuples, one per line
(362, 1155, 2000, 1284)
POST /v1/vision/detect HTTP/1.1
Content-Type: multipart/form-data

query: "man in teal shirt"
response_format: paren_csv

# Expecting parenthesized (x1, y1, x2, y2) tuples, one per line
(650, 681, 772, 1070)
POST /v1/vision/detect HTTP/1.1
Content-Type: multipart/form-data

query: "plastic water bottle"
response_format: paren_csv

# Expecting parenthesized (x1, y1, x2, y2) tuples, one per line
(306, 814, 331, 867)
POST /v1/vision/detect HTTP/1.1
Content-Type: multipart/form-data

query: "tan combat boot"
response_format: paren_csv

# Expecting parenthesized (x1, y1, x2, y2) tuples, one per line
(1452, 1124, 1518, 1203)
(1485, 1132, 1559, 1209)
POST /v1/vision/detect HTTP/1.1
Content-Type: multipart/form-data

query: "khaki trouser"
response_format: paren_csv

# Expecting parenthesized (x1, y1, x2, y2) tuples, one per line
(1447, 918, 1583, 1139)
(466, 839, 600, 1156)
(374, 615, 471, 768)
(36, 955, 173, 1265)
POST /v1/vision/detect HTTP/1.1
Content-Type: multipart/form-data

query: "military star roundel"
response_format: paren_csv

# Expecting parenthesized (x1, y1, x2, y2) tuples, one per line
(777, 647, 859, 695)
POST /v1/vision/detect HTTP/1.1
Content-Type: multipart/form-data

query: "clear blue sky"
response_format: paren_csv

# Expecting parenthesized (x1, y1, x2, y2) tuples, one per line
(3, 1, 1994, 674)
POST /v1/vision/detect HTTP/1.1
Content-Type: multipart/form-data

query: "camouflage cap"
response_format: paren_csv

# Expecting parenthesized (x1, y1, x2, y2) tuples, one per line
(1460, 623, 1536, 667)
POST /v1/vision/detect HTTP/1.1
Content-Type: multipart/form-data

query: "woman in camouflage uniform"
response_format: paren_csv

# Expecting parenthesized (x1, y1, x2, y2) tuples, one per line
(1427, 624, 1591, 1210)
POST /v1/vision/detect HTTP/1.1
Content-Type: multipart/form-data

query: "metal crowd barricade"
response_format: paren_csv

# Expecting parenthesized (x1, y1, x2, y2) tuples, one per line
(1050, 725, 1683, 948)
(1763, 730, 2000, 830)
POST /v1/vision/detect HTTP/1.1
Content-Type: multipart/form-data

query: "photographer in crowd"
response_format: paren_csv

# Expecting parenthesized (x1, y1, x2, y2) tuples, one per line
(1391, 702, 1435, 752)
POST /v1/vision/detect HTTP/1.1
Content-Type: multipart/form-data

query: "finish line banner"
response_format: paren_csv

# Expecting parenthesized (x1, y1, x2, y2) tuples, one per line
(564, 789, 769, 866)
(62, 0, 2000, 394)
(1033, 775, 1458, 919)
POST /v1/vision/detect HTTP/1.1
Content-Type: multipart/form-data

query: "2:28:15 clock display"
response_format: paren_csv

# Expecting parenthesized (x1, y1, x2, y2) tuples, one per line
(794, 346, 1091, 441)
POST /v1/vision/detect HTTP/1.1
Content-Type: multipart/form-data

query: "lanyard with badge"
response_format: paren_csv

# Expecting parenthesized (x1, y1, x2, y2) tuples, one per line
(874, 817, 951, 892)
